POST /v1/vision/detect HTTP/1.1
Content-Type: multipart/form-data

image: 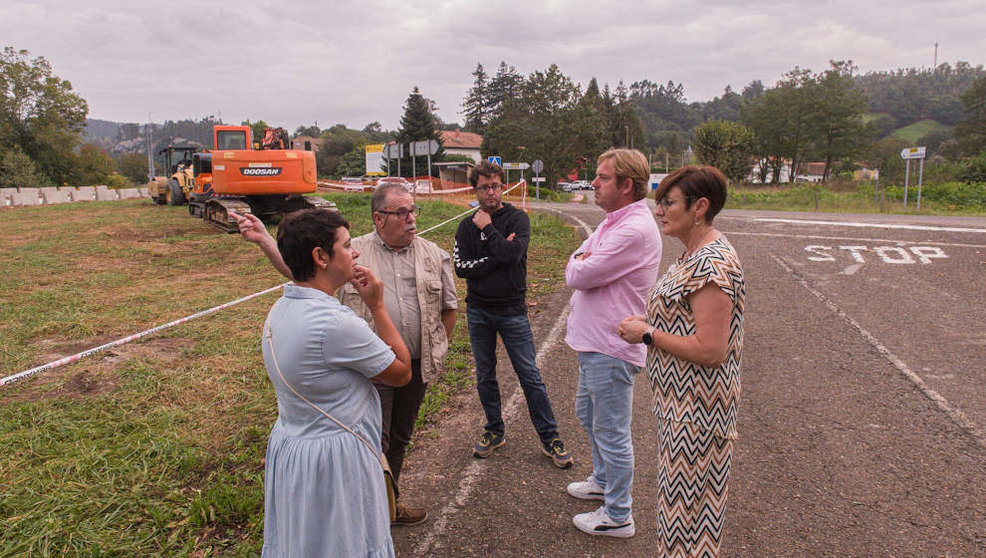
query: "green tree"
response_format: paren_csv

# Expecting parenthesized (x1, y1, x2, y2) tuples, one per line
(463, 63, 489, 134)
(117, 152, 149, 184)
(73, 143, 116, 186)
(865, 136, 909, 184)
(485, 62, 523, 121)
(484, 64, 585, 188)
(954, 75, 986, 155)
(240, 119, 269, 145)
(293, 123, 321, 137)
(609, 80, 646, 149)
(335, 141, 369, 178)
(396, 86, 443, 177)
(0, 46, 88, 184)
(810, 61, 869, 181)
(0, 146, 47, 188)
(692, 119, 754, 183)
(315, 124, 367, 178)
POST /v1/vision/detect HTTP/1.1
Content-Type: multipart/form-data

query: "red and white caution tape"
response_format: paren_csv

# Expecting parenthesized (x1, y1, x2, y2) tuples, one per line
(1, 284, 287, 386)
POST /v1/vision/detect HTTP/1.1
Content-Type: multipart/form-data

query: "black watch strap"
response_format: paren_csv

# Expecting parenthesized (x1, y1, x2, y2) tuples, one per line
(642, 330, 653, 346)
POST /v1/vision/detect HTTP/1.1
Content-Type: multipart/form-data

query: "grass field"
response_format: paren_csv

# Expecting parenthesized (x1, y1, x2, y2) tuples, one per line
(891, 118, 952, 143)
(0, 194, 580, 557)
(727, 181, 986, 216)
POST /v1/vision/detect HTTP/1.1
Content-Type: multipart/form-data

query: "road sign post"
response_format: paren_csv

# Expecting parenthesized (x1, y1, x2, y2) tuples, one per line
(900, 147, 926, 210)
(531, 159, 544, 200)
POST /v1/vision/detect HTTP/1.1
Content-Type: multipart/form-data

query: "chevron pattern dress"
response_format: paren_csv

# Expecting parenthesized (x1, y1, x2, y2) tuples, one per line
(645, 236, 745, 558)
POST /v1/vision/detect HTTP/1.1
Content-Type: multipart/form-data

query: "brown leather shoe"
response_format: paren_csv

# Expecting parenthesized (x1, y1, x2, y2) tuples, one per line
(392, 504, 428, 526)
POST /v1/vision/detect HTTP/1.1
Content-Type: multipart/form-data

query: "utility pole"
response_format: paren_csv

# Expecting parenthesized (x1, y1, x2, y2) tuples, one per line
(145, 112, 155, 184)
(933, 42, 939, 69)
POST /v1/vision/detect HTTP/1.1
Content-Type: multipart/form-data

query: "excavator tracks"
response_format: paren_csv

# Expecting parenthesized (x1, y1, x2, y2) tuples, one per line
(201, 196, 338, 233)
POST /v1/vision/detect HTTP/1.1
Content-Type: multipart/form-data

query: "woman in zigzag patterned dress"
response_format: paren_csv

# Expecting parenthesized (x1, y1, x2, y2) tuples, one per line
(618, 166, 745, 558)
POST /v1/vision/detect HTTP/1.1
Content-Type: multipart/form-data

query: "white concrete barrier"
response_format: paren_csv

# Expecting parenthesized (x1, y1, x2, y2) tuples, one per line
(0, 188, 16, 206)
(42, 189, 73, 204)
(118, 188, 141, 200)
(10, 191, 40, 206)
(94, 185, 118, 201)
(74, 186, 96, 201)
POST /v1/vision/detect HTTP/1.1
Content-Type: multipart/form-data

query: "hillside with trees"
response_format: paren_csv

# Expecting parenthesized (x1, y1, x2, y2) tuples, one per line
(464, 61, 644, 186)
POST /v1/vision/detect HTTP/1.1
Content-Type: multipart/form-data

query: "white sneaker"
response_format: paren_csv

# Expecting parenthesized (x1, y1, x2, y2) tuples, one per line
(566, 476, 604, 500)
(573, 506, 635, 538)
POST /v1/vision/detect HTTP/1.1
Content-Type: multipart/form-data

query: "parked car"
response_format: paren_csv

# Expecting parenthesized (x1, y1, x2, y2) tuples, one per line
(559, 182, 572, 192)
(570, 180, 592, 190)
(375, 177, 413, 190)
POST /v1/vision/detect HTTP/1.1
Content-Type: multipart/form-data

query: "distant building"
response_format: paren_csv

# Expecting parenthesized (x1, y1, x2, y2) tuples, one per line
(796, 162, 827, 183)
(291, 134, 324, 152)
(434, 161, 475, 187)
(440, 130, 483, 163)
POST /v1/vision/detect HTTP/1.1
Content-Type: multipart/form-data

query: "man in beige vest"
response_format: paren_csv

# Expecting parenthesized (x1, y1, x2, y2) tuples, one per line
(233, 182, 457, 526)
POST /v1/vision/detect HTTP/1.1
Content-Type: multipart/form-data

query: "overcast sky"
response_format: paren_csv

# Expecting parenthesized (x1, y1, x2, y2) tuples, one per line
(3, 0, 983, 133)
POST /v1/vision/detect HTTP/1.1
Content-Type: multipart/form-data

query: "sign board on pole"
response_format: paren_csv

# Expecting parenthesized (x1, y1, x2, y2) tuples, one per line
(412, 139, 440, 156)
(531, 177, 546, 183)
(488, 156, 502, 166)
(503, 162, 529, 170)
(384, 143, 404, 160)
(900, 146, 927, 160)
(364, 144, 385, 176)
(531, 159, 544, 174)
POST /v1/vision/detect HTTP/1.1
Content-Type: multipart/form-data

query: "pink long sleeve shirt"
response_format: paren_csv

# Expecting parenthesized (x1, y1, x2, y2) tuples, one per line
(564, 199, 662, 367)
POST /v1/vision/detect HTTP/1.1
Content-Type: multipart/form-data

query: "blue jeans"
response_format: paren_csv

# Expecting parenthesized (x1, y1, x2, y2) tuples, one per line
(575, 351, 638, 522)
(466, 304, 559, 444)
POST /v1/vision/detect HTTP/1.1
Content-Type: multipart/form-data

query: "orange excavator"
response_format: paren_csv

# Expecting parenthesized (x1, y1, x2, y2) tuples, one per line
(185, 125, 334, 232)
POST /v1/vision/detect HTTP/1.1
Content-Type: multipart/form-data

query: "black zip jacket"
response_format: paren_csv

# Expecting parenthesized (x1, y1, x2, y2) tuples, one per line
(453, 202, 529, 315)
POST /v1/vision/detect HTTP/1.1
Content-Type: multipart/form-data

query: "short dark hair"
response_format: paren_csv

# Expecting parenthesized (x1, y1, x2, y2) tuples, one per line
(276, 209, 350, 281)
(655, 165, 729, 223)
(468, 160, 505, 188)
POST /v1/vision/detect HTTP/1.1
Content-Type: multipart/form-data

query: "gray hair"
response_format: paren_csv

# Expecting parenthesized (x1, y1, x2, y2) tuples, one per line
(371, 181, 412, 212)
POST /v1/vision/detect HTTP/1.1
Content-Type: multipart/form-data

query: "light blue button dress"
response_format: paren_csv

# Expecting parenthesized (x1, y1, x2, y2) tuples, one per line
(261, 285, 396, 558)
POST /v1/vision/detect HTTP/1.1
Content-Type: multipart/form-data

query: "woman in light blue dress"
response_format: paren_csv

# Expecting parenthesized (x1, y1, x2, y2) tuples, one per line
(258, 209, 411, 558)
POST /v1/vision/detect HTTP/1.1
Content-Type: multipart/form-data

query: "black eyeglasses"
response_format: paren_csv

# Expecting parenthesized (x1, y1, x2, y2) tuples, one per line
(377, 205, 420, 219)
(476, 183, 503, 193)
(656, 196, 696, 209)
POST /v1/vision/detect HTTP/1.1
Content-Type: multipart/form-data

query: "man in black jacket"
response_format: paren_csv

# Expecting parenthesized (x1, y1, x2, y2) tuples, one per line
(453, 160, 572, 468)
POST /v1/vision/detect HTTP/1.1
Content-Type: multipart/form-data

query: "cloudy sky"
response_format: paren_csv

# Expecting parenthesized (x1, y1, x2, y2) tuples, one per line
(3, 0, 983, 133)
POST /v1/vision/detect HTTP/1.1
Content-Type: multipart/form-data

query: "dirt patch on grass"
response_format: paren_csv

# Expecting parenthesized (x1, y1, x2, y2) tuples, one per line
(3, 337, 191, 404)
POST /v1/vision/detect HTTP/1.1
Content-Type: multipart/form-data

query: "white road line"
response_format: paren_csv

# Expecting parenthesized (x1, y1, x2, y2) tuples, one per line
(756, 218, 986, 234)
(543, 208, 595, 237)
(723, 230, 986, 250)
(772, 255, 986, 449)
(414, 303, 573, 556)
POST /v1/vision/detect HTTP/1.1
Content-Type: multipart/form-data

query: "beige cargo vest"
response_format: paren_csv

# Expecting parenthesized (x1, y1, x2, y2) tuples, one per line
(338, 233, 450, 383)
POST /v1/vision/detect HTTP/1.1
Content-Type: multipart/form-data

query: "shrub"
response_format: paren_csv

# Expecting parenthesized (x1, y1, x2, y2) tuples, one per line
(960, 152, 986, 184)
(105, 174, 132, 189)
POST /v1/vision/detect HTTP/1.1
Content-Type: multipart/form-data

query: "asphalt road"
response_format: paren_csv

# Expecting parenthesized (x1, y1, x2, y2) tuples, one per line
(392, 199, 986, 557)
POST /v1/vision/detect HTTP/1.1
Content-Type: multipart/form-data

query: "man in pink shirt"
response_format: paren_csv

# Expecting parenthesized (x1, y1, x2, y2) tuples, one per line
(564, 149, 662, 538)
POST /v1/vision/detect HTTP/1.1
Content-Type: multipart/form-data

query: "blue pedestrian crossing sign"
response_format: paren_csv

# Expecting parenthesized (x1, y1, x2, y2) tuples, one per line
(488, 156, 502, 166)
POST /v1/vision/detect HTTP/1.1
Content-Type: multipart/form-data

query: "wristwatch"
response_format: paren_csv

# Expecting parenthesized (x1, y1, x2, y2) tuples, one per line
(642, 329, 653, 346)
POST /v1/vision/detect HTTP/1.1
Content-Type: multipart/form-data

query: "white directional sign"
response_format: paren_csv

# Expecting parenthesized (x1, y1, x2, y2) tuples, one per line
(900, 146, 926, 160)
(503, 162, 529, 170)
(412, 139, 440, 156)
(384, 143, 404, 159)
(488, 156, 502, 166)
